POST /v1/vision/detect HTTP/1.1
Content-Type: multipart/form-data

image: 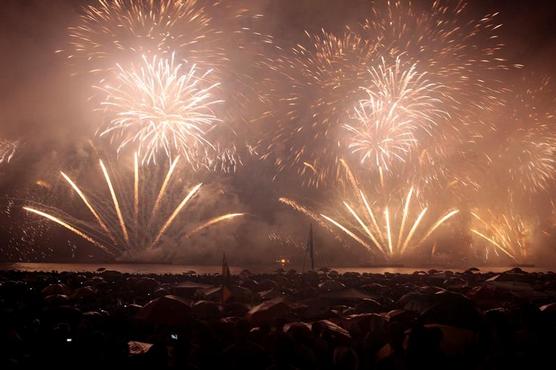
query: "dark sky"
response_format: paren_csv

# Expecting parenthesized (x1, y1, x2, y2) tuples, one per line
(1, 0, 556, 263)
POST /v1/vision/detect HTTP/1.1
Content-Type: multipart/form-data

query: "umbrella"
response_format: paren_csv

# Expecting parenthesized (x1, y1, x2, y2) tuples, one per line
(192, 300, 221, 319)
(172, 281, 211, 298)
(247, 299, 292, 325)
(136, 295, 191, 327)
(313, 320, 351, 343)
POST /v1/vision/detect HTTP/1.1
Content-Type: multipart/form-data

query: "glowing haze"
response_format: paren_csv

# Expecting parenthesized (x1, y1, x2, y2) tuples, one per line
(1, 0, 556, 266)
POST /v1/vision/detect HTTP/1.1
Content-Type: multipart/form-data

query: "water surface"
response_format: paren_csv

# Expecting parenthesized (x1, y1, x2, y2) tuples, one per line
(0, 262, 553, 275)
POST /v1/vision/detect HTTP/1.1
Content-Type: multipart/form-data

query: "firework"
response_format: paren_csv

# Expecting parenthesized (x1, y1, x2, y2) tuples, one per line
(365, 0, 513, 112)
(261, 0, 510, 188)
(321, 187, 459, 260)
(470, 208, 532, 263)
(344, 57, 447, 172)
(500, 127, 556, 194)
(282, 186, 458, 261)
(261, 29, 378, 188)
(0, 139, 18, 163)
(97, 54, 224, 167)
(62, 0, 275, 173)
(63, 0, 219, 75)
(278, 197, 336, 235)
(483, 76, 556, 194)
(23, 155, 244, 257)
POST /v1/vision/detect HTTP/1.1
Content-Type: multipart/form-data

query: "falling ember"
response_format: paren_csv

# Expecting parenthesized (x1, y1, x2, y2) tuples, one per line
(470, 209, 532, 263)
(23, 156, 244, 257)
(97, 54, 224, 167)
(321, 187, 459, 260)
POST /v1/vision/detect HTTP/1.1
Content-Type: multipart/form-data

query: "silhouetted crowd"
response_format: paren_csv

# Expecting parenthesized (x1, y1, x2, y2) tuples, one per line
(1, 267, 556, 369)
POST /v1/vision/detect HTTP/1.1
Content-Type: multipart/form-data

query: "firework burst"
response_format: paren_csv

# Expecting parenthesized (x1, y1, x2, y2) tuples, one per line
(344, 57, 447, 172)
(23, 155, 244, 257)
(261, 0, 510, 188)
(63, 0, 272, 172)
(97, 54, 224, 168)
(365, 0, 513, 112)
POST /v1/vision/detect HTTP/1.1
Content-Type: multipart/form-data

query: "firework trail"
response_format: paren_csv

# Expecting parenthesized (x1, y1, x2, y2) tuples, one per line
(97, 54, 224, 168)
(470, 208, 532, 263)
(322, 187, 459, 260)
(0, 139, 18, 163)
(278, 197, 336, 235)
(281, 182, 458, 261)
(23, 156, 244, 257)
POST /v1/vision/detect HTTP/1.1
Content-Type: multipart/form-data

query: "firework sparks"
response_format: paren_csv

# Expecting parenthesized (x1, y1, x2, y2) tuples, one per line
(484, 76, 556, 194)
(23, 156, 244, 256)
(61, 0, 271, 173)
(502, 127, 556, 194)
(97, 54, 224, 167)
(0, 139, 18, 163)
(261, 0, 510, 188)
(470, 209, 532, 263)
(63, 0, 218, 75)
(261, 29, 377, 188)
(365, 0, 513, 112)
(344, 57, 447, 172)
(322, 187, 459, 260)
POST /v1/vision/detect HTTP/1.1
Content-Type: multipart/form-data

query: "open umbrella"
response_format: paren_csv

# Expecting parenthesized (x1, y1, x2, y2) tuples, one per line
(136, 295, 191, 327)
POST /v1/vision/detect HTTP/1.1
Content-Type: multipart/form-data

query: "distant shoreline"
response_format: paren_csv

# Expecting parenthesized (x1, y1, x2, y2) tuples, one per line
(0, 262, 552, 275)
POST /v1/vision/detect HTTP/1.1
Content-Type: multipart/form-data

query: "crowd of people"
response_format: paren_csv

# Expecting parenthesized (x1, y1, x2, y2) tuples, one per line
(1, 266, 556, 369)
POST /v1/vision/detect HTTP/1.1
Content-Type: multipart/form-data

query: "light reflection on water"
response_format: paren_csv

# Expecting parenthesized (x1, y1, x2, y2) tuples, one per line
(0, 262, 553, 275)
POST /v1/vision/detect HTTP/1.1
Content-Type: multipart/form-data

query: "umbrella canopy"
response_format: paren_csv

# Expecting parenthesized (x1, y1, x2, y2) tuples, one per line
(247, 299, 292, 325)
(136, 295, 191, 327)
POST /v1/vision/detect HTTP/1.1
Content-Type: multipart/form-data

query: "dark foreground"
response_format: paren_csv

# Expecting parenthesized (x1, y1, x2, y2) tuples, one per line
(1, 268, 556, 370)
